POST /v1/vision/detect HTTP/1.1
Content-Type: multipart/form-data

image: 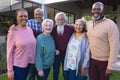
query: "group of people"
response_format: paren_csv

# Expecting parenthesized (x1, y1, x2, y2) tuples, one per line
(7, 2, 119, 80)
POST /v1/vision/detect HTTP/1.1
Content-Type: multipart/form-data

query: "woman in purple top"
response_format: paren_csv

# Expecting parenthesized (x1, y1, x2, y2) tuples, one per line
(7, 8, 36, 80)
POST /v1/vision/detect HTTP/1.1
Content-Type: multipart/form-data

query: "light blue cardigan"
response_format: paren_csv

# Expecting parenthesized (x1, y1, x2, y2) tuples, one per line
(64, 32, 90, 76)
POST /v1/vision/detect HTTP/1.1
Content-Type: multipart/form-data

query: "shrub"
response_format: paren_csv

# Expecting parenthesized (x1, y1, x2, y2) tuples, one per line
(0, 42, 7, 74)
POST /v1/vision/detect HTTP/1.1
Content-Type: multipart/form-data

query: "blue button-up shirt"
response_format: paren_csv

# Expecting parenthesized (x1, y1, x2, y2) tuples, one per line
(27, 19, 42, 32)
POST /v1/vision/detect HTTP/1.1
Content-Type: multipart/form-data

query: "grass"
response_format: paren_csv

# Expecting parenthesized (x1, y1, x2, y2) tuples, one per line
(0, 42, 7, 74)
(0, 68, 120, 80)
(0, 41, 120, 80)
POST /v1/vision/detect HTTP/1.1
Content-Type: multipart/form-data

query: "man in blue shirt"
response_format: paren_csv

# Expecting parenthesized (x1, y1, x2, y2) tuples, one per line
(27, 8, 43, 38)
(27, 8, 43, 80)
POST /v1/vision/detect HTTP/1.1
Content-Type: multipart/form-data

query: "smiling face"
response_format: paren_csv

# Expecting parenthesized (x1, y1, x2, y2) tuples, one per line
(56, 14, 65, 26)
(42, 20, 53, 35)
(17, 10, 28, 27)
(74, 20, 83, 33)
(34, 9, 43, 24)
(91, 2, 104, 20)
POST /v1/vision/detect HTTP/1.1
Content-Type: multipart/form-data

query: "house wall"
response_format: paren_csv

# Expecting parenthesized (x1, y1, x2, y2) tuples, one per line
(48, 3, 120, 37)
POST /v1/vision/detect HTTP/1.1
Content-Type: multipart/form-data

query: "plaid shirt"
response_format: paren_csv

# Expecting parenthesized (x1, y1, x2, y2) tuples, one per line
(27, 19, 42, 32)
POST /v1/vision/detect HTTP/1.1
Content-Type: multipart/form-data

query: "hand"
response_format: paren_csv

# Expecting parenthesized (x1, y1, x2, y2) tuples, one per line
(9, 24, 16, 31)
(8, 74, 14, 80)
(38, 70, 44, 77)
(55, 50, 60, 55)
(105, 69, 113, 77)
(80, 67, 85, 76)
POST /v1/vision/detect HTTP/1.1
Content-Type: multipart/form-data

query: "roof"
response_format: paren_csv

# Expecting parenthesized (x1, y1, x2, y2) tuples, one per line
(0, 0, 75, 12)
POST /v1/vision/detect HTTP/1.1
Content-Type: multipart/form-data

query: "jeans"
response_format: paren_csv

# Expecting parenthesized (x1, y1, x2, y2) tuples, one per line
(77, 76, 87, 80)
(64, 69, 77, 80)
(38, 68, 50, 80)
(53, 55, 64, 80)
(27, 64, 38, 80)
(13, 64, 31, 80)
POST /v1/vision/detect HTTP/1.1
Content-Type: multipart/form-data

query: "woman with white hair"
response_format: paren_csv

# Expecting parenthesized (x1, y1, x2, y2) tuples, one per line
(35, 19, 56, 80)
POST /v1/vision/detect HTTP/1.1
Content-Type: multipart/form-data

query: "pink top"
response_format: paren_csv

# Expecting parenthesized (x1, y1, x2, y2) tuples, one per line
(7, 27, 36, 76)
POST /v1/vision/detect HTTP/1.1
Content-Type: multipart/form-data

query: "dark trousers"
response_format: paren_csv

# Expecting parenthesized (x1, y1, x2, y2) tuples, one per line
(89, 58, 109, 80)
(13, 64, 31, 80)
(77, 76, 87, 80)
(53, 55, 65, 80)
(38, 68, 50, 80)
(27, 64, 38, 80)
(64, 69, 77, 80)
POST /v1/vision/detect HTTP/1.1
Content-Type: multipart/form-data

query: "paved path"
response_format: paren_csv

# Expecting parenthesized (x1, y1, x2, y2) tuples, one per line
(0, 36, 5, 44)
(113, 53, 120, 71)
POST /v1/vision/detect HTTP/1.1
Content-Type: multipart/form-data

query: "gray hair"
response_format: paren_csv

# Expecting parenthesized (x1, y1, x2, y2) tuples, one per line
(75, 19, 87, 32)
(92, 2, 104, 12)
(34, 8, 43, 13)
(42, 19, 54, 32)
(55, 12, 67, 22)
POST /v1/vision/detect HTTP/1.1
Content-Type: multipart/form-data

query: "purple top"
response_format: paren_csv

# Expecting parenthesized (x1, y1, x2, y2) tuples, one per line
(52, 24, 74, 57)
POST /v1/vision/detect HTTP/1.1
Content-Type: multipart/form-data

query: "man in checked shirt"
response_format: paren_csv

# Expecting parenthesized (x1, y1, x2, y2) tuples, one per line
(27, 8, 43, 80)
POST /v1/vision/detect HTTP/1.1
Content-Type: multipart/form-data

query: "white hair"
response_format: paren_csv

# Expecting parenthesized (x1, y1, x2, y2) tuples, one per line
(92, 2, 104, 12)
(55, 12, 67, 22)
(42, 19, 54, 32)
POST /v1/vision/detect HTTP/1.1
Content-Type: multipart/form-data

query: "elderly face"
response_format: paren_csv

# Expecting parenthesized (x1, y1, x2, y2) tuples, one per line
(55, 14, 65, 26)
(34, 9, 43, 23)
(43, 21, 53, 35)
(17, 11, 28, 26)
(74, 20, 83, 33)
(92, 2, 104, 19)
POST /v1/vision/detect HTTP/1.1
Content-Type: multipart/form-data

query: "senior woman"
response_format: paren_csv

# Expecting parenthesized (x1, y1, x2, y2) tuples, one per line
(64, 19, 90, 80)
(7, 8, 36, 80)
(35, 19, 56, 80)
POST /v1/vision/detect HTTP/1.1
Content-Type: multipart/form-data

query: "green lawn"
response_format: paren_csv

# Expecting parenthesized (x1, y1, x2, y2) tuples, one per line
(0, 69, 120, 80)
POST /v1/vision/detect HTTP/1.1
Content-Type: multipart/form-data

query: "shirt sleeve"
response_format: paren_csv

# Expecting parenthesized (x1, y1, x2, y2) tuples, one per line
(26, 20, 32, 28)
(82, 39, 90, 68)
(35, 36, 43, 71)
(107, 20, 119, 70)
(7, 30, 15, 76)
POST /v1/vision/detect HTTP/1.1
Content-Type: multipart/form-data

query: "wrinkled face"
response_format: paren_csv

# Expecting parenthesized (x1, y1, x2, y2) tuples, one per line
(56, 15, 65, 26)
(34, 10, 43, 23)
(17, 11, 28, 26)
(74, 21, 83, 33)
(92, 5, 103, 19)
(43, 22, 53, 35)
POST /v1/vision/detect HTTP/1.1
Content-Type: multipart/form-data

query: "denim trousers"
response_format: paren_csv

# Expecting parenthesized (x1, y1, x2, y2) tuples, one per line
(53, 55, 65, 80)
(64, 69, 77, 80)
(38, 68, 50, 80)
(27, 64, 39, 80)
(13, 64, 31, 80)
(77, 76, 87, 80)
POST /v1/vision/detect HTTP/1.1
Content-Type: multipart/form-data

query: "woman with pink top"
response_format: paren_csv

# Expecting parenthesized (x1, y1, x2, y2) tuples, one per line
(7, 8, 36, 80)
